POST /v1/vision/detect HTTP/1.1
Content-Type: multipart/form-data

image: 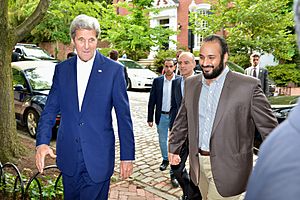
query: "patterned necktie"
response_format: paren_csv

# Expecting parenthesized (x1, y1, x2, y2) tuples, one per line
(253, 68, 257, 77)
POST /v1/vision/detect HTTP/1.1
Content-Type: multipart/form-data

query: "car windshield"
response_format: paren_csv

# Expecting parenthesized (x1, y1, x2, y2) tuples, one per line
(22, 46, 53, 59)
(24, 65, 55, 90)
(120, 60, 144, 69)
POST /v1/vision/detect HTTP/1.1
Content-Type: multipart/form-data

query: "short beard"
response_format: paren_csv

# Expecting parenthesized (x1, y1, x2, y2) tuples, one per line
(201, 61, 225, 79)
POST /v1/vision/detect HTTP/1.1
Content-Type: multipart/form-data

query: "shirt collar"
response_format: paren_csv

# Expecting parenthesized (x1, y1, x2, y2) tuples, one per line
(164, 73, 175, 81)
(251, 64, 260, 69)
(77, 51, 96, 67)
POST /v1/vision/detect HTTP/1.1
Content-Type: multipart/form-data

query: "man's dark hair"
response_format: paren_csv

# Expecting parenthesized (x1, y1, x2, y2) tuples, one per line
(164, 58, 174, 63)
(203, 35, 229, 61)
(67, 52, 77, 59)
(109, 50, 119, 61)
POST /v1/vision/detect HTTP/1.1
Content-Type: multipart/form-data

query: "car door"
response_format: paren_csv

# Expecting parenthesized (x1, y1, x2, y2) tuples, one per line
(12, 68, 31, 122)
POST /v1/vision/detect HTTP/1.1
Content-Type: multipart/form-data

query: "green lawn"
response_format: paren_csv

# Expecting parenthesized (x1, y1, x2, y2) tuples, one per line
(268, 95, 299, 105)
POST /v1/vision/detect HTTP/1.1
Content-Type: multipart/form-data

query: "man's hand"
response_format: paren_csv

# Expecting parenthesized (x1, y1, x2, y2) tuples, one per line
(148, 122, 153, 127)
(35, 144, 56, 174)
(169, 153, 181, 165)
(120, 161, 133, 179)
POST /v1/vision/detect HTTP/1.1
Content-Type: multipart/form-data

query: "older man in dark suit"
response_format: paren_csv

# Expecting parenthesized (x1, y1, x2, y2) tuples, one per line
(35, 14, 135, 200)
(169, 52, 202, 200)
(169, 35, 277, 199)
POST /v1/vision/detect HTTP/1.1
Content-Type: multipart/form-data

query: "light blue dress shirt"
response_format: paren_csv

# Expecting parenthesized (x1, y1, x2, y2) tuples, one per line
(198, 67, 229, 151)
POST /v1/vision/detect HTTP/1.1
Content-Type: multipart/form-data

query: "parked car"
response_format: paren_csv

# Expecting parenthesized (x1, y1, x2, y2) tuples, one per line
(12, 61, 60, 138)
(118, 58, 158, 90)
(14, 43, 57, 62)
(253, 96, 298, 153)
(269, 95, 299, 123)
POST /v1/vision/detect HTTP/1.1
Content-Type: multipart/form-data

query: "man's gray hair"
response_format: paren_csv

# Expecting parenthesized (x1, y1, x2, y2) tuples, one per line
(295, 0, 300, 50)
(70, 14, 100, 39)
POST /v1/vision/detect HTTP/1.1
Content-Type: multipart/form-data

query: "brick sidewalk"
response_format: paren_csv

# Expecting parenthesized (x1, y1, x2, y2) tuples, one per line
(109, 181, 164, 200)
(111, 91, 183, 199)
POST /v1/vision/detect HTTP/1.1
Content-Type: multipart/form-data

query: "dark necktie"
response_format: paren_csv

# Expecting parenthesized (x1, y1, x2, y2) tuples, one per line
(253, 68, 257, 77)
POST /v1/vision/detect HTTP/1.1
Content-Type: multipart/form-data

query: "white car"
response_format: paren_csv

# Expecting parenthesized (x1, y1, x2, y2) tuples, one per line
(119, 58, 158, 90)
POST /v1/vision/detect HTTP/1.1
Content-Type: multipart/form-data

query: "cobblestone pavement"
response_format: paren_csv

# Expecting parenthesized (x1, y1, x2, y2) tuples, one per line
(109, 90, 182, 200)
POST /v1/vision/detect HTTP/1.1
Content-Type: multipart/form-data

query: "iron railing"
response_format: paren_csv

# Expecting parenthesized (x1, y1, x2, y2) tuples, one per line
(0, 162, 62, 199)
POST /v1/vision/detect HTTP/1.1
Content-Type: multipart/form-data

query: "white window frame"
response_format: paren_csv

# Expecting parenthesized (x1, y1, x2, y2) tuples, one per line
(192, 4, 211, 51)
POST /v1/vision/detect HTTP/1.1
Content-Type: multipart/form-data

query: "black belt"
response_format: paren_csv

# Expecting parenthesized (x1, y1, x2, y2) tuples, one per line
(199, 149, 210, 156)
(161, 111, 170, 114)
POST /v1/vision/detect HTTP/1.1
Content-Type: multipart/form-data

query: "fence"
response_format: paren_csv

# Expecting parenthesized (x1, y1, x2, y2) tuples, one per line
(275, 86, 300, 96)
(0, 162, 62, 199)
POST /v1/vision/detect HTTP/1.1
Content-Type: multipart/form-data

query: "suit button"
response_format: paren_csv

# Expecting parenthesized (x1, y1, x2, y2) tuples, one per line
(79, 122, 84, 126)
(196, 154, 199, 157)
(75, 138, 79, 143)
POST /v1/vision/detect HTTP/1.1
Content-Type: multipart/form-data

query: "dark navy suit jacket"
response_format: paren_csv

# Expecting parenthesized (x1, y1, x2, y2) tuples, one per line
(147, 75, 179, 125)
(36, 51, 135, 183)
(169, 76, 183, 129)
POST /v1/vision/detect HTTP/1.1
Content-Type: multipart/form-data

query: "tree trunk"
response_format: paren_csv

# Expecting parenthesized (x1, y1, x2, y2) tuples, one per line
(0, 0, 20, 163)
(0, 0, 50, 163)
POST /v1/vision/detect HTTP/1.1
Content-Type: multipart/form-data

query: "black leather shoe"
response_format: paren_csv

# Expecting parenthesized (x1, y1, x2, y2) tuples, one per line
(171, 176, 179, 188)
(159, 160, 169, 171)
(179, 196, 188, 200)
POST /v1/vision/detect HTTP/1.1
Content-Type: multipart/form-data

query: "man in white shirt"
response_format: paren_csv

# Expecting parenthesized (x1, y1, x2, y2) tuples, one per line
(244, 53, 269, 96)
(35, 14, 135, 200)
(147, 58, 179, 187)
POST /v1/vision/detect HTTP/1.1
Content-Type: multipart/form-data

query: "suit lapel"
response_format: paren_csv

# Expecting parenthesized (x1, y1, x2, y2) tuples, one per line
(158, 76, 164, 103)
(212, 71, 233, 134)
(258, 68, 263, 80)
(193, 75, 202, 141)
(67, 57, 80, 116)
(176, 78, 182, 104)
(80, 52, 105, 116)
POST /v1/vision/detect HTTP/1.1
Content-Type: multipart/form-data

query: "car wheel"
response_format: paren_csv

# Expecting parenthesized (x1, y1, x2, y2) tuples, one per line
(126, 78, 132, 90)
(26, 109, 39, 138)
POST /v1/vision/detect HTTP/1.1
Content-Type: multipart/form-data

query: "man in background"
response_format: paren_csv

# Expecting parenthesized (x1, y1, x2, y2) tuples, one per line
(148, 58, 179, 188)
(67, 52, 77, 59)
(109, 49, 128, 86)
(245, 53, 269, 96)
(169, 52, 201, 200)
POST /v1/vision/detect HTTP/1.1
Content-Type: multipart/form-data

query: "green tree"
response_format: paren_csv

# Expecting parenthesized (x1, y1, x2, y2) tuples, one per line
(267, 64, 300, 86)
(0, 0, 50, 162)
(10, 0, 107, 44)
(190, 0, 295, 68)
(100, 1, 176, 60)
(9, 0, 175, 61)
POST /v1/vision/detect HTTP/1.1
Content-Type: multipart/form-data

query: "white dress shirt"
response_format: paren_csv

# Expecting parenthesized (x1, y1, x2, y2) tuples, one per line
(161, 74, 175, 112)
(247, 65, 260, 79)
(77, 52, 96, 111)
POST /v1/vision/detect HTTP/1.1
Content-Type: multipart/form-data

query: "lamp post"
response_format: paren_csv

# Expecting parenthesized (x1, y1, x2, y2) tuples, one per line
(188, 0, 197, 53)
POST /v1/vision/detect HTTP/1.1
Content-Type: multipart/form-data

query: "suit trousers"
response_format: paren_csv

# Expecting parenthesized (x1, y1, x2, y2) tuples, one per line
(171, 140, 202, 199)
(198, 154, 241, 200)
(62, 146, 110, 200)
